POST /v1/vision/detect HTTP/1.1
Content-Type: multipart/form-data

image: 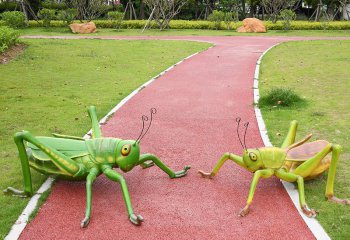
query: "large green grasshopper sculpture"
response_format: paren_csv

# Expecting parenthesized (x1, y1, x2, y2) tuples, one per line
(4, 106, 190, 227)
(199, 118, 349, 217)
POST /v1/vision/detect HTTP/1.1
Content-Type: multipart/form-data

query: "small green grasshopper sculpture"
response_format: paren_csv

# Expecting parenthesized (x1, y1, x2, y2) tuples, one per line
(4, 106, 190, 227)
(199, 118, 349, 217)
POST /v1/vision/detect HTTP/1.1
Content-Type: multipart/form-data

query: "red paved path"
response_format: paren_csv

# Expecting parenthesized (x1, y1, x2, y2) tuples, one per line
(20, 36, 316, 239)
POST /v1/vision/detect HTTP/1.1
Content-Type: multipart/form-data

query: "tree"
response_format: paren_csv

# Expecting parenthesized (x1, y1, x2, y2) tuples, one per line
(143, 0, 188, 31)
(261, 0, 299, 23)
(219, 0, 242, 20)
(72, 0, 109, 21)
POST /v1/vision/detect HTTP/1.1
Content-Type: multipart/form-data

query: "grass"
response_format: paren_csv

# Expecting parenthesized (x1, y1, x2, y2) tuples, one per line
(259, 40, 350, 239)
(18, 27, 350, 37)
(0, 38, 211, 237)
(259, 87, 305, 107)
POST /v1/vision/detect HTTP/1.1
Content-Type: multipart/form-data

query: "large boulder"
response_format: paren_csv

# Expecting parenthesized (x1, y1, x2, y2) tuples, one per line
(237, 18, 266, 33)
(69, 22, 97, 34)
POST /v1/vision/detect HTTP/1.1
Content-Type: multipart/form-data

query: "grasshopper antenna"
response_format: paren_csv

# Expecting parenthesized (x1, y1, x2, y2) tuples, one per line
(135, 115, 149, 144)
(243, 122, 249, 150)
(137, 108, 157, 143)
(236, 117, 245, 150)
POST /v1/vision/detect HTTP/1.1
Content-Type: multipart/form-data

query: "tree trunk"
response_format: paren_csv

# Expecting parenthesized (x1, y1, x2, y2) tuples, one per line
(241, 0, 246, 19)
(140, 0, 145, 19)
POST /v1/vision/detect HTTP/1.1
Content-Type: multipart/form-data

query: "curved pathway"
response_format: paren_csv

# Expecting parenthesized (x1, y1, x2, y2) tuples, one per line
(19, 36, 319, 239)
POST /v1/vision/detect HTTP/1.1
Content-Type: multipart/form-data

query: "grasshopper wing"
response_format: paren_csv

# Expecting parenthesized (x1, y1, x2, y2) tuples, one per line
(27, 137, 89, 160)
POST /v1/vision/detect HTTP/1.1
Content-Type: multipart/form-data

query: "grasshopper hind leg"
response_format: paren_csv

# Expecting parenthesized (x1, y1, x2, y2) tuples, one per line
(4, 131, 85, 197)
(326, 144, 350, 205)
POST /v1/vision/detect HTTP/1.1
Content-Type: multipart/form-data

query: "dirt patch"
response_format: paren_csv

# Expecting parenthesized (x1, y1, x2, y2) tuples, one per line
(0, 44, 26, 64)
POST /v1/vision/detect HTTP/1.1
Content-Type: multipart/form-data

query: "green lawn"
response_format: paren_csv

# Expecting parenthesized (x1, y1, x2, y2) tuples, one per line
(0, 38, 211, 238)
(259, 40, 350, 239)
(19, 27, 350, 37)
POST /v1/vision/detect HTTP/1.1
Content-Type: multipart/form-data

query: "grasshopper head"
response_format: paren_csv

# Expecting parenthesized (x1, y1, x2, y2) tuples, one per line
(242, 149, 264, 172)
(116, 140, 140, 172)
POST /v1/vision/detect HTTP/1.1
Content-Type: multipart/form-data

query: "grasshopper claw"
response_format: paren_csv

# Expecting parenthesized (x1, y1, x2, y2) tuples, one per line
(129, 214, 143, 226)
(80, 217, 90, 228)
(140, 161, 155, 169)
(239, 205, 250, 217)
(328, 196, 350, 205)
(3, 187, 30, 198)
(302, 206, 317, 218)
(173, 165, 191, 178)
(198, 170, 214, 179)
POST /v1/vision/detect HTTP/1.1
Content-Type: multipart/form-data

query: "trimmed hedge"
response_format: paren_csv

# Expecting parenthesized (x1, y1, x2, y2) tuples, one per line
(0, 26, 19, 54)
(20, 20, 350, 30)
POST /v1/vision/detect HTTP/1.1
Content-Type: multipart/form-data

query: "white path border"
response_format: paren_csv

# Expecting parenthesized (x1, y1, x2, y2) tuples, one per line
(4, 43, 214, 240)
(254, 44, 331, 240)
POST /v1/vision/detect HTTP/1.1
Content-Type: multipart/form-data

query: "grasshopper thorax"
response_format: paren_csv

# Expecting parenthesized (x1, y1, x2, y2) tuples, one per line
(115, 140, 140, 172)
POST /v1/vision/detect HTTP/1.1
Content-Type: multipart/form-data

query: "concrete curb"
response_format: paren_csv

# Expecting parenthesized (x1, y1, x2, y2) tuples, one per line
(253, 43, 331, 240)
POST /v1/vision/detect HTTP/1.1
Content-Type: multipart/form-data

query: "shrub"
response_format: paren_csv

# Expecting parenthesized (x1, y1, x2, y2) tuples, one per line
(0, 11, 26, 28)
(259, 88, 305, 107)
(107, 11, 124, 30)
(38, 8, 56, 27)
(208, 10, 225, 30)
(57, 9, 77, 25)
(223, 12, 234, 30)
(279, 9, 296, 31)
(0, 26, 19, 54)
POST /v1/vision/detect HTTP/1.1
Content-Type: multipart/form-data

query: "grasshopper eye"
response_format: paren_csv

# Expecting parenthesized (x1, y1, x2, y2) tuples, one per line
(121, 144, 131, 156)
(249, 152, 257, 161)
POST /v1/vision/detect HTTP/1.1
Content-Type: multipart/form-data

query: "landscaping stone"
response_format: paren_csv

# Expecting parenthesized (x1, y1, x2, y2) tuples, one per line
(237, 18, 267, 33)
(69, 22, 97, 34)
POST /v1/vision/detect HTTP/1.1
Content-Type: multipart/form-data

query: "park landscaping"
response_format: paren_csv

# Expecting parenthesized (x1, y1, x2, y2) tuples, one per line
(259, 40, 350, 239)
(1, 1, 350, 238)
(0, 38, 211, 238)
(0, 29, 349, 240)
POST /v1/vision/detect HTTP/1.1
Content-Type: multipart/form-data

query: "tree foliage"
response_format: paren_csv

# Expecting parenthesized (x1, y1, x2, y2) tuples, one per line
(72, 0, 110, 21)
(261, 0, 299, 23)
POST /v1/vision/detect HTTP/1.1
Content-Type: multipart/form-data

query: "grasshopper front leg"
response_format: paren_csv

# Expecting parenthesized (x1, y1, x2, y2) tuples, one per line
(198, 152, 247, 179)
(138, 154, 191, 178)
(81, 168, 100, 228)
(240, 169, 274, 217)
(102, 166, 143, 225)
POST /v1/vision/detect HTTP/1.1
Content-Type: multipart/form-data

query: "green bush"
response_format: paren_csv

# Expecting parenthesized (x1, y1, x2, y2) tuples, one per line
(57, 9, 77, 25)
(27, 20, 350, 30)
(38, 8, 56, 27)
(107, 11, 124, 30)
(0, 2, 20, 13)
(0, 26, 19, 54)
(259, 88, 305, 107)
(279, 9, 296, 31)
(224, 12, 235, 30)
(0, 11, 26, 28)
(208, 10, 225, 30)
